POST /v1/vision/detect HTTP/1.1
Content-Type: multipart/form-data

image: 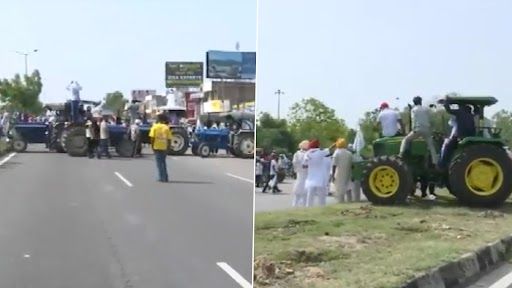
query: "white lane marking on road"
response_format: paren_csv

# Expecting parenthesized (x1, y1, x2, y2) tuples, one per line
(0, 152, 16, 166)
(488, 269, 512, 288)
(23, 254, 30, 259)
(226, 173, 254, 184)
(114, 172, 133, 187)
(216, 262, 252, 288)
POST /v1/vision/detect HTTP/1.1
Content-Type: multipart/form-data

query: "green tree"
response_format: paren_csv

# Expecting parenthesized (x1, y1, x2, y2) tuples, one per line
(104, 91, 127, 117)
(288, 98, 348, 147)
(0, 70, 43, 114)
(256, 112, 296, 153)
(492, 110, 512, 146)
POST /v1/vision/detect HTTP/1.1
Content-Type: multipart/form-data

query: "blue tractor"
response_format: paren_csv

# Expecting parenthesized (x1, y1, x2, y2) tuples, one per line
(191, 111, 254, 158)
(190, 113, 231, 157)
(5, 100, 136, 157)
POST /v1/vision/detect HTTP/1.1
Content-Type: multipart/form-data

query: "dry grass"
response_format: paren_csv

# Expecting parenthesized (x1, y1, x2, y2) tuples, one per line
(254, 193, 512, 288)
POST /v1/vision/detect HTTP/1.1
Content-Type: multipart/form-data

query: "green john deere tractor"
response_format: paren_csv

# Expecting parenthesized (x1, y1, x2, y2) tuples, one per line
(352, 96, 512, 207)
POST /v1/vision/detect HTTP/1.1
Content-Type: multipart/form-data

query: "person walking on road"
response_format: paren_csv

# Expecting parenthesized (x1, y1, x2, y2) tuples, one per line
(292, 140, 309, 207)
(262, 153, 281, 193)
(97, 115, 112, 159)
(303, 139, 332, 207)
(149, 113, 172, 182)
(130, 119, 142, 157)
(399, 96, 438, 164)
(332, 138, 353, 202)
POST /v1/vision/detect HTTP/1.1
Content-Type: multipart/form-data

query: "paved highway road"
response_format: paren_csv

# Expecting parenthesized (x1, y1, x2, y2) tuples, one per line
(460, 262, 512, 288)
(0, 146, 254, 288)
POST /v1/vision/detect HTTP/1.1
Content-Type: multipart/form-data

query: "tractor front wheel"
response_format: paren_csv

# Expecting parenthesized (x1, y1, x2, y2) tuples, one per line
(361, 156, 413, 205)
(449, 144, 512, 207)
(12, 136, 27, 153)
(198, 142, 210, 158)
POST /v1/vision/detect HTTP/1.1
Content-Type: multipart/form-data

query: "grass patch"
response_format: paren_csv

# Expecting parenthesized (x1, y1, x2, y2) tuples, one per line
(254, 192, 512, 288)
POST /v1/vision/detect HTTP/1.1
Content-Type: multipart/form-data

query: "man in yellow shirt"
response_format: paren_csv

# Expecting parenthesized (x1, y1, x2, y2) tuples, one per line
(149, 113, 172, 182)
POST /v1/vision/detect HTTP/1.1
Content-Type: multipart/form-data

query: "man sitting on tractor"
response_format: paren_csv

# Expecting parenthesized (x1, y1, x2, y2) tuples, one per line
(399, 96, 438, 165)
(437, 97, 476, 169)
(377, 102, 404, 137)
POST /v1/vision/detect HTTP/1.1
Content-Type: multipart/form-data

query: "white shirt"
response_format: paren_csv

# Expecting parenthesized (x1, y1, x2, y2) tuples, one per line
(411, 105, 432, 132)
(270, 159, 278, 176)
(130, 124, 140, 141)
(303, 148, 330, 188)
(332, 148, 353, 179)
(255, 162, 263, 175)
(100, 121, 109, 139)
(377, 108, 401, 137)
(292, 150, 307, 174)
(67, 82, 82, 101)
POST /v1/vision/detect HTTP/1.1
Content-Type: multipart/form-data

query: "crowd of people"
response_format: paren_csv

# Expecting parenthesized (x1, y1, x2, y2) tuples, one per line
(289, 138, 362, 207)
(259, 94, 502, 207)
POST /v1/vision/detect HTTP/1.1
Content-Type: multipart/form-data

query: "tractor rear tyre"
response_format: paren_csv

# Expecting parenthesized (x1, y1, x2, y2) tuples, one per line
(234, 133, 254, 159)
(65, 127, 88, 157)
(168, 129, 189, 156)
(12, 136, 27, 153)
(116, 138, 134, 158)
(198, 143, 210, 158)
(448, 144, 512, 207)
(229, 146, 238, 156)
(361, 156, 414, 205)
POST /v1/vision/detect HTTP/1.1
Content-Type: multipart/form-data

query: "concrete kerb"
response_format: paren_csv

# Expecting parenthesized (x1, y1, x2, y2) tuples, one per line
(401, 233, 512, 288)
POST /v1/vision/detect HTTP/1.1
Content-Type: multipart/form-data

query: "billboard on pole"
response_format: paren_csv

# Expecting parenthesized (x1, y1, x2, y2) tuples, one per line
(165, 62, 204, 88)
(206, 50, 256, 80)
(132, 90, 156, 101)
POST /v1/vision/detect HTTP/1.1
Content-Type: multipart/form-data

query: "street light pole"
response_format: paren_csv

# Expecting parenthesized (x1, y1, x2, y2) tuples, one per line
(15, 49, 38, 75)
(275, 89, 285, 119)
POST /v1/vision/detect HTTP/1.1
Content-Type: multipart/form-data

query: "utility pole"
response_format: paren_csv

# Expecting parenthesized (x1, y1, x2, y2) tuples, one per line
(275, 89, 284, 119)
(15, 49, 38, 75)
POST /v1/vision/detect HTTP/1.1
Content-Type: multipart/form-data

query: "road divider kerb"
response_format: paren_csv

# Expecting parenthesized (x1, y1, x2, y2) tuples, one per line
(216, 262, 252, 288)
(0, 152, 16, 167)
(226, 173, 254, 184)
(114, 172, 133, 187)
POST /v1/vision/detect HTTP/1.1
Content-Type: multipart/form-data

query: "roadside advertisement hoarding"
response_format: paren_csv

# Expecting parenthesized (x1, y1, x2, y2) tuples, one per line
(165, 62, 203, 88)
(206, 50, 256, 80)
(202, 100, 230, 113)
(132, 90, 156, 101)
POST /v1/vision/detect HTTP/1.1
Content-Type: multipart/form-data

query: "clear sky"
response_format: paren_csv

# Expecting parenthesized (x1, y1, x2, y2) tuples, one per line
(0, 0, 256, 104)
(257, 0, 512, 128)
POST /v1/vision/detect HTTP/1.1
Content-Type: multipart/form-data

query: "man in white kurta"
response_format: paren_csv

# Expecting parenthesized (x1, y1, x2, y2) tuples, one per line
(303, 140, 330, 207)
(292, 140, 309, 207)
(332, 138, 353, 203)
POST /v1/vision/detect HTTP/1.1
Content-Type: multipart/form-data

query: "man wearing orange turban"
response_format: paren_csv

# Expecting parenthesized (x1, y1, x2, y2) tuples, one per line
(332, 138, 354, 202)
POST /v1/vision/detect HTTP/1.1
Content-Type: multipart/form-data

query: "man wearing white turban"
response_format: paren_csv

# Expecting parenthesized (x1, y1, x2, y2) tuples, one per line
(292, 140, 309, 207)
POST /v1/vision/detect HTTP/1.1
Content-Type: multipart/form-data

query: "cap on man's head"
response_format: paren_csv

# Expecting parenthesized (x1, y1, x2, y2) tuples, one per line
(380, 102, 389, 110)
(309, 139, 320, 149)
